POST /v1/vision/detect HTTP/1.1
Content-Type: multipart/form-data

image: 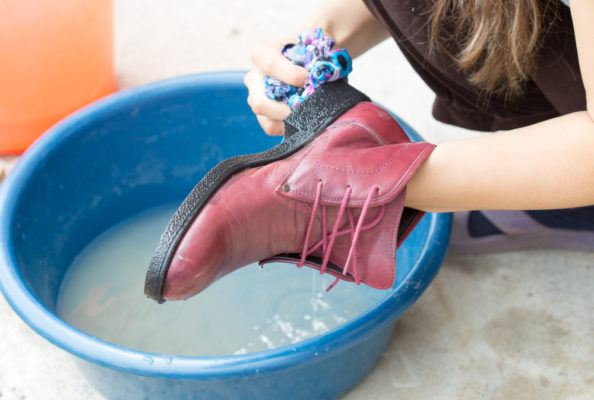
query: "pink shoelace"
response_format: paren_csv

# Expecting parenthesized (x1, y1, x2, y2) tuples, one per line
(297, 181, 385, 291)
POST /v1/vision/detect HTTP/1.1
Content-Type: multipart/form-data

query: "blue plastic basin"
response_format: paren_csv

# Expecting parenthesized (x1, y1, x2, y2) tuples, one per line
(0, 72, 451, 400)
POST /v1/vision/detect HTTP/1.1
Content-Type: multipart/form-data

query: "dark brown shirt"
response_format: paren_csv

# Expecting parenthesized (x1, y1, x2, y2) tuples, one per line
(363, 0, 586, 131)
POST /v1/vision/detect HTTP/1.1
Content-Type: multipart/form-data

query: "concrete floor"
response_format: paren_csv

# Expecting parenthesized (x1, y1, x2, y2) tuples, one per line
(1, 1, 593, 399)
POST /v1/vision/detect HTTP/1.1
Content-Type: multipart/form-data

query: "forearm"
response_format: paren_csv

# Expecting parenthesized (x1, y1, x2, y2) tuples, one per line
(295, 0, 389, 58)
(406, 1, 594, 213)
(405, 111, 594, 212)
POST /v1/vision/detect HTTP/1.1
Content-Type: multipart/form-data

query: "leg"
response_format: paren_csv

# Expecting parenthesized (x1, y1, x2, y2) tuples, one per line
(449, 206, 594, 255)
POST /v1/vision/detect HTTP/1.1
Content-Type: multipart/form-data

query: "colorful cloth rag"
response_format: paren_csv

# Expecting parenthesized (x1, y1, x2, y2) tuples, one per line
(264, 28, 353, 109)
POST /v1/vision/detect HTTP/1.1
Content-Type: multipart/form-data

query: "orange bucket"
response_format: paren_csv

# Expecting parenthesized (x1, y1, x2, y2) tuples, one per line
(0, 0, 115, 154)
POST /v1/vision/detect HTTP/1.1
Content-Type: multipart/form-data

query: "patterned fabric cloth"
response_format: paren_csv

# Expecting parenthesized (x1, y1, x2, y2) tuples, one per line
(264, 29, 353, 109)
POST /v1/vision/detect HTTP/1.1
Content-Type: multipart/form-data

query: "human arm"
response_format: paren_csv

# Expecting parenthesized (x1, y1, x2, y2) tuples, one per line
(244, 0, 389, 135)
(245, 0, 594, 212)
(405, 0, 594, 212)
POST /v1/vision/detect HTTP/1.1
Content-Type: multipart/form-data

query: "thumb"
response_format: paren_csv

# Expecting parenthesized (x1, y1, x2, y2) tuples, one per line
(252, 44, 309, 87)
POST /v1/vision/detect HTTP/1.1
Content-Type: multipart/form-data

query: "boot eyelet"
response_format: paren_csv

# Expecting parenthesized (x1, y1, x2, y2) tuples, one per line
(282, 184, 291, 192)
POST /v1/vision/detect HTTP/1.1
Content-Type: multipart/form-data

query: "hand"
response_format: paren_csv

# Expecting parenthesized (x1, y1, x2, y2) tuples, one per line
(244, 41, 309, 136)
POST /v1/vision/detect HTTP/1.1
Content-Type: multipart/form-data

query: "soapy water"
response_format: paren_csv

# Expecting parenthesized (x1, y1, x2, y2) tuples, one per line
(58, 205, 387, 357)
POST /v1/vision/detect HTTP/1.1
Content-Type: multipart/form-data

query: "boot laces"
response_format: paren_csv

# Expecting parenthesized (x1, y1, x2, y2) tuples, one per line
(297, 181, 385, 291)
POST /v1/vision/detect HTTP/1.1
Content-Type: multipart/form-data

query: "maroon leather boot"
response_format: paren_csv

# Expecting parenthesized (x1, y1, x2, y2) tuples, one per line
(145, 83, 435, 302)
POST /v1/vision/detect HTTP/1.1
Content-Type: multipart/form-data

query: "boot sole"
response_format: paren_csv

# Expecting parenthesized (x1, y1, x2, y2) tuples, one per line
(144, 80, 369, 303)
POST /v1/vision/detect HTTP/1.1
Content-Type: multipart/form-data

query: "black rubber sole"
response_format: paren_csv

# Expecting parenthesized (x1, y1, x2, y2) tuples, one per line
(144, 80, 369, 303)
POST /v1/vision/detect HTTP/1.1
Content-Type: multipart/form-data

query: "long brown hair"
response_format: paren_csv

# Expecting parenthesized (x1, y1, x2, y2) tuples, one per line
(428, 0, 559, 97)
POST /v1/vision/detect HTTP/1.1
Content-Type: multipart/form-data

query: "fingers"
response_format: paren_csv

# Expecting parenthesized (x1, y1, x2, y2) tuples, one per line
(256, 115, 285, 136)
(245, 70, 292, 120)
(245, 41, 308, 136)
(244, 69, 291, 136)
